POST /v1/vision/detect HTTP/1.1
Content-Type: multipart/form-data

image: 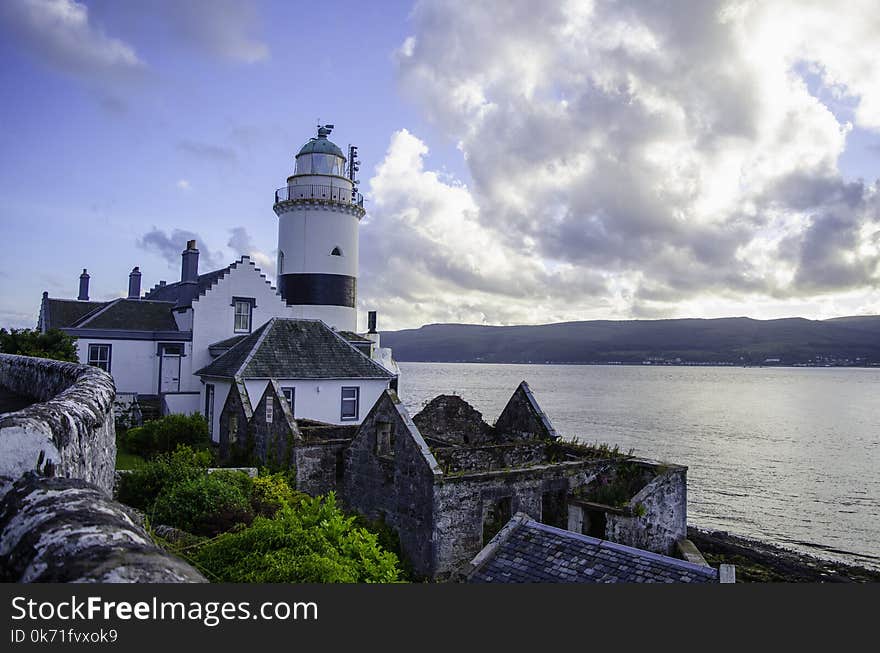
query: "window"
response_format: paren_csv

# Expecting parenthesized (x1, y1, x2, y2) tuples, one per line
(340, 386, 359, 420)
(376, 421, 393, 456)
(278, 250, 284, 274)
(330, 246, 342, 256)
(265, 397, 274, 424)
(205, 384, 215, 437)
(88, 344, 111, 372)
(282, 387, 295, 414)
(234, 300, 252, 332)
(229, 415, 238, 443)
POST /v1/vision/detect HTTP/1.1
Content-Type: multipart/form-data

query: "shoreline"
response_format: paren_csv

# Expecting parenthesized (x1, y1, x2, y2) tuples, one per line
(688, 527, 880, 583)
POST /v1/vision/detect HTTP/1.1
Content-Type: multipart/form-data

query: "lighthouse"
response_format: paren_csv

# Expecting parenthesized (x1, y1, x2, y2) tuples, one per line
(273, 124, 364, 332)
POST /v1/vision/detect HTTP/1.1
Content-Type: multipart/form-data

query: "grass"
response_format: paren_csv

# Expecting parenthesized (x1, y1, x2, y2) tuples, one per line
(115, 449, 147, 470)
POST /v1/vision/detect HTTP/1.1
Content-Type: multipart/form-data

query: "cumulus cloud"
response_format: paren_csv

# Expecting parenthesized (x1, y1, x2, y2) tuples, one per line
(373, 0, 880, 326)
(137, 228, 224, 271)
(227, 227, 275, 277)
(0, 0, 143, 77)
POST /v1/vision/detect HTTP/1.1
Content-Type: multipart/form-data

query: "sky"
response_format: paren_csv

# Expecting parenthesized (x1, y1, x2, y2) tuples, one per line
(1, 0, 879, 332)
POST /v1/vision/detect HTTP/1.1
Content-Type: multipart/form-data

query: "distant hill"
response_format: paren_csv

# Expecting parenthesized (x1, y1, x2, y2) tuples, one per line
(381, 316, 880, 365)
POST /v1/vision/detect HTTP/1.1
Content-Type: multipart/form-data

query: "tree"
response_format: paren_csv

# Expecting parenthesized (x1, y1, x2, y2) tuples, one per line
(0, 328, 78, 362)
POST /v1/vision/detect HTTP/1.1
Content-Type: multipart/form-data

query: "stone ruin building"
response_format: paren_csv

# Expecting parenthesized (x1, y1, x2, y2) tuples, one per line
(218, 377, 705, 580)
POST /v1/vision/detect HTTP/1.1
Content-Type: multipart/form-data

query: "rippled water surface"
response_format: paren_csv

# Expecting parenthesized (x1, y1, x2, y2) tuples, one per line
(398, 362, 880, 569)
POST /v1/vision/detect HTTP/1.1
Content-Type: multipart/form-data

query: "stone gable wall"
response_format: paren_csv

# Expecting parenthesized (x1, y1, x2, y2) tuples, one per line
(344, 397, 437, 578)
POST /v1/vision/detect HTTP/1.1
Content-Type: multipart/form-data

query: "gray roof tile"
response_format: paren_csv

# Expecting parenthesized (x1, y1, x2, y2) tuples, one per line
(196, 318, 395, 380)
(468, 515, 718, 584)
(71, 299, 179, 331)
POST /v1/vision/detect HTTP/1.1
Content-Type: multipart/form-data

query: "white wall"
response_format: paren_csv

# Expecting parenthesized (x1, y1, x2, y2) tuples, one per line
(164, 393, 200, 416)
(188, 258, 294, 392)
(270, 378, 389, 425)
(76, 339, 158, 395)
(200, 380, 232, 443)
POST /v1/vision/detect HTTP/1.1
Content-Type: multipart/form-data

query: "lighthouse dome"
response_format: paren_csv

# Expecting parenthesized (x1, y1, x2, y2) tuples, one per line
(294, 124, 347, 176)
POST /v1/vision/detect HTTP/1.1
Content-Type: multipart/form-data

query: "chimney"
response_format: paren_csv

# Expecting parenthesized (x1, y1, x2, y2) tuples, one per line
(78, 269, 90, 301)
(368, 311, 377, 334)
(128, 266, 142, 299)
(181, 240, 199, 283)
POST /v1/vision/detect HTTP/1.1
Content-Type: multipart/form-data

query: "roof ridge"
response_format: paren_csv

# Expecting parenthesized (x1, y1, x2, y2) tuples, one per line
(235, 318, 276, 377)
(71, 298, 122, 328)
(324, 321, 396, 378)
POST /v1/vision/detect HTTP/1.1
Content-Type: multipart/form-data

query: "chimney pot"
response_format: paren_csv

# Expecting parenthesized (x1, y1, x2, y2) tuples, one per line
(181, 241, 200, 283)
(78, 268, 90, 301)
(128, 266, 142, 299)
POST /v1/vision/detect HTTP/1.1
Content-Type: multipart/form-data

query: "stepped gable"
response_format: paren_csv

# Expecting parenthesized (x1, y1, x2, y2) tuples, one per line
(467, 514, 718, 584)
(143, 256, 278, 309)
(196, 318, 394, 380)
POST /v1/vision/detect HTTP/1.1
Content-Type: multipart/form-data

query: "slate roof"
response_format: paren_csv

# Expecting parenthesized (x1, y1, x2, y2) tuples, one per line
(196, 318, 395, 380)
(208, 334, 248, 357)
(142, 266, 231, 307)
(467, 514, 718, 584)
(41, 299, 107, 330)
(70, 299, 179, 331)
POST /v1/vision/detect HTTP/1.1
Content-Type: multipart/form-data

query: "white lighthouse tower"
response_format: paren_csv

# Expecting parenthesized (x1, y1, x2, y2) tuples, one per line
(273, 124, 364, 332)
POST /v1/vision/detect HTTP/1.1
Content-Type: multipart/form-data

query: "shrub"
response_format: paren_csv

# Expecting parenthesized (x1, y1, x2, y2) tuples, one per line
(249, 472, 309, 517)
(0, 327, 78, 362)
(193, 493, 402, 583)
(152, 473, 254, 536)
(123, 413, 211, 459)
(117, 445, 209, 511)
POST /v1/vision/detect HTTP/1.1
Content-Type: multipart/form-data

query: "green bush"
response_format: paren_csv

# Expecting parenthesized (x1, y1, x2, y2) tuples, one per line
(152, 473, 254, 536)
(0, 327, 78, 362)
(123, 413, 211, 459)
(117, 445, 210, 511)
(193, 493, 402, 583)
(250, 472, 308, 517)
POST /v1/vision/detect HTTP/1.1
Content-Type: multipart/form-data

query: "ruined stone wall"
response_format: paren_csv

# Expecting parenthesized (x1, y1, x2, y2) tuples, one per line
(0, 353, 115, 493)
(494, 381, 558, 441)
(431, 462, 604, 578)
(433, 442, 549, 473)
(0, 474, 205, 582)
(294, 440, 349, 497)
(413, 395, 495, 445)
(345, 398, 437, 578)
(218, 383, 250, 464)
(249, 388, 296, 468)
(604, 466, 688, 556)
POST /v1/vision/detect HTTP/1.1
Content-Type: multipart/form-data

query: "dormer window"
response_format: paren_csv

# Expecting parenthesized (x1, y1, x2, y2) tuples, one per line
(330, 246, 342, 256)
(232, 297, 256, 333)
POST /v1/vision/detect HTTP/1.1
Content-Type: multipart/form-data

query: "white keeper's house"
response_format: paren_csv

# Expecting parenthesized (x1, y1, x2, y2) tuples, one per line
(37, 125, 398, 436)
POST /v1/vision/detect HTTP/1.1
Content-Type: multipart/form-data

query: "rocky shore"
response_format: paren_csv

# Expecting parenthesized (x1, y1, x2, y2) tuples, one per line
(688, 527, 880, 583)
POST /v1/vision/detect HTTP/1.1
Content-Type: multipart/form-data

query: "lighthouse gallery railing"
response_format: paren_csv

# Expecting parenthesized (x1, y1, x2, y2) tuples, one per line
(274, 184, 364, 207)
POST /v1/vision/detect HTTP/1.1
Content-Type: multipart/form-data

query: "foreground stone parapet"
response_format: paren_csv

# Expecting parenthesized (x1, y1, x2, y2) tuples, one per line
(0, 354, 116, 494)
(0, 474, 206, 583)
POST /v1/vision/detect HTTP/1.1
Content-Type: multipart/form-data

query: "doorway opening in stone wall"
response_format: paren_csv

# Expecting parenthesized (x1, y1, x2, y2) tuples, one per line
(482, 496, 512, 545)
(584, 509, 607, 539)
(541, 489, 568, 529)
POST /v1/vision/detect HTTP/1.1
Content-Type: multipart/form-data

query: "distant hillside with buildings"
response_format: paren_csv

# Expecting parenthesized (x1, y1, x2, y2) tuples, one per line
(382, 316, 880, 366)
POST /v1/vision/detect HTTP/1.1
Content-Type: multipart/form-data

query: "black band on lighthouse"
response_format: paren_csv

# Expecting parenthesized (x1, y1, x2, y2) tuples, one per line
(278, 273, 356, 308)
